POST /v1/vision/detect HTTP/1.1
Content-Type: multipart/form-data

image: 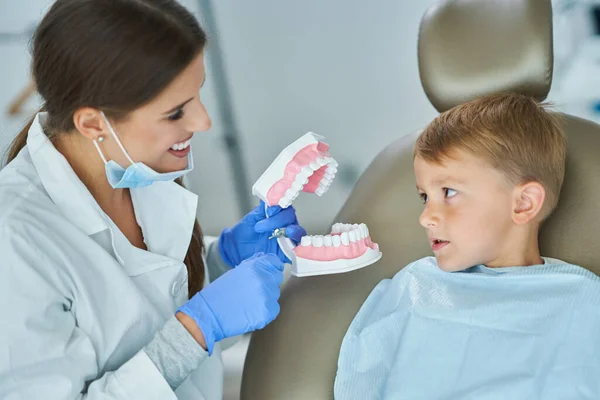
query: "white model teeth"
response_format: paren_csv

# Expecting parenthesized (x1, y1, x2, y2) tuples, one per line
(326, 159, 338, 174)
(312, 236, 324, 247)
(285, 188, 299, 200)
(331, 223, 369, 238)
(171, 138, 191, 151)
(253, 133, 345, 211)
(332, 223, 353, 233)
(332, 235, 341, 247)
(315, 178, 333, 196)
(292, 181, 303, 191)
(361, 223, 369, 238)
(298, 223, 371, 247)
(340, 232, 350, 245)
(301, 166, 314, 176)
(279, 198, 292, 208)
(348, 230, 357, 243)
(278, 156, 338, 207)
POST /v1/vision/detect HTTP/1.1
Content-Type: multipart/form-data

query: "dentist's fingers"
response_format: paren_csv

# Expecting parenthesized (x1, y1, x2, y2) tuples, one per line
(241, 200, 269, 224)
(254, 206, 297, 233)
(266, 203, 284, 217)
(284, 224, 307, 243)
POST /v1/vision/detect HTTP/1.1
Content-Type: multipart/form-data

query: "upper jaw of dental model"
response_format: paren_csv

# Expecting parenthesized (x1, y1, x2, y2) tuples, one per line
(252, 132, 339, 208)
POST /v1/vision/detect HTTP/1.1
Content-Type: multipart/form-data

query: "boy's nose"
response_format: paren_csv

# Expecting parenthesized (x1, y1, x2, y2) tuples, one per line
(419, 205, 439, 228)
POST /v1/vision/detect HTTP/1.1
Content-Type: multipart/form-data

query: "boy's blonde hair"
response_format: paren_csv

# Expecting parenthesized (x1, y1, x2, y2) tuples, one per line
(414, 93, 566, 219)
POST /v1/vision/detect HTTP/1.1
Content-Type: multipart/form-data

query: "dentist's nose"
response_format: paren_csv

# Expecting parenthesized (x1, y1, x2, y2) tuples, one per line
(188, 98, 212, 133)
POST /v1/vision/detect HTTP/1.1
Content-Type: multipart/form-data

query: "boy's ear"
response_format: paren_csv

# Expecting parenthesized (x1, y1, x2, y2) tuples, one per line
(512, 181, 546, 225)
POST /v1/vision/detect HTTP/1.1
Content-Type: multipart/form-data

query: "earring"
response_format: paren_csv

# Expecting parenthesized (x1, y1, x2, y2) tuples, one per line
(97, 136, 104, 143)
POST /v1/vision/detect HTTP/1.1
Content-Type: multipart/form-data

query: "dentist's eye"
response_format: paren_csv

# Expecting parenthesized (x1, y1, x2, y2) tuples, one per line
(419, 192, 428, 204)
(444, 188, 457, 198)
(168, 108, 185, 121)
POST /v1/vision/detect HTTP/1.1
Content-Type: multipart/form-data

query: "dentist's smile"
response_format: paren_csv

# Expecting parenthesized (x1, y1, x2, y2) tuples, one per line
(168, 137, 192, 158)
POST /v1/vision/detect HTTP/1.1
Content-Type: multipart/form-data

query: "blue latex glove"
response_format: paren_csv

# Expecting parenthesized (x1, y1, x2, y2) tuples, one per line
(218, 200, 307, 267)
(177, 253, 284, 355)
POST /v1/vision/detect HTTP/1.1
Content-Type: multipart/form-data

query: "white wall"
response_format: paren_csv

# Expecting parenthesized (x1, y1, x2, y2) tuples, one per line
(179, 0, 600, 235)
(201, 0, 439, 234)
(0, 0, 244, 235)
(0, 0, 50, 161)
(1, 0, 467, 237)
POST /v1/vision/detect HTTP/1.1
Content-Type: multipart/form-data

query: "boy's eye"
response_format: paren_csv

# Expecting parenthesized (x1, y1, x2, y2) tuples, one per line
(444, 188, 457, 198)
(419, 192, 428, 204)
(168, 108, 185, 121)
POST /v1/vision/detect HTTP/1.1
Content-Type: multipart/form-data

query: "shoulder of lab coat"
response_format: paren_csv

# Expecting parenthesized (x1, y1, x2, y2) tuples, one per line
(0, 158, 177, 399)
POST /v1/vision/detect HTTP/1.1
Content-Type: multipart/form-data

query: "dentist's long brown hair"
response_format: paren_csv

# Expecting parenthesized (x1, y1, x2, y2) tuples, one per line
(5, 0, 206, 298)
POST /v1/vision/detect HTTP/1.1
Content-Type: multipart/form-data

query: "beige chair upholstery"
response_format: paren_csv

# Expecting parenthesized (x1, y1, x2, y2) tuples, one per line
(241, 0, 600, 398)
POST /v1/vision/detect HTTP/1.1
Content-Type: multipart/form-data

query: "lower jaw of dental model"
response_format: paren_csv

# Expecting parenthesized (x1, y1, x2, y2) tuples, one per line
(291, 223, 382, 277)
(252, 132, 382, 277)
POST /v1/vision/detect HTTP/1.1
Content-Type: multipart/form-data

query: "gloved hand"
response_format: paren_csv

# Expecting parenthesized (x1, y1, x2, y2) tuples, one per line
(218, 200, 306, 267)
(177, 253, 284, 355)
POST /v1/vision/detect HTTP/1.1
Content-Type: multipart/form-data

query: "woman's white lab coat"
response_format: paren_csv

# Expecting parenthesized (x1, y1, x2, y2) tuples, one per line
(0, 113, 224, 399)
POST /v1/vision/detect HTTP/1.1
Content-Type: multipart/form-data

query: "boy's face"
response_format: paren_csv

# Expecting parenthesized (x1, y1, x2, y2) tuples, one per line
(414, 150, 516, 272)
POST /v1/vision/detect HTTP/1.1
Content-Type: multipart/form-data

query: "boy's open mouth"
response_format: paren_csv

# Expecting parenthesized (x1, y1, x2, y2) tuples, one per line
(431, 239, 450, 251)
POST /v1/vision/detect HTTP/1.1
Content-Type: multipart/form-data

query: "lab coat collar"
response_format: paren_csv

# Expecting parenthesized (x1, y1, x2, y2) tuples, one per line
(27, 112, 108, 236)
(27, 113, 199, 263)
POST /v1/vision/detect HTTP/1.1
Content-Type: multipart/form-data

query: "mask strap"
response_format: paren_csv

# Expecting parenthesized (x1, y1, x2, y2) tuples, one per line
(93, 140, 108, 164)
(100, 112, 136, 166)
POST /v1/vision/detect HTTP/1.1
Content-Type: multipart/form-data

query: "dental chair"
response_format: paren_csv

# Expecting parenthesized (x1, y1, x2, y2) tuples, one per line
(241, 0, 600, 398)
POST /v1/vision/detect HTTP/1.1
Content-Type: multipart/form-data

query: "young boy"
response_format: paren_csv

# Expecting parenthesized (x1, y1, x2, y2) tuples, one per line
(334, 93, 600, 399)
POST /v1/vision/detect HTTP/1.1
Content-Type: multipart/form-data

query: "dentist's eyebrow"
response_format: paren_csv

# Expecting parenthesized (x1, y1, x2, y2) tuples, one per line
(161, 74, 206, 115)
(162, 98, 193, 115)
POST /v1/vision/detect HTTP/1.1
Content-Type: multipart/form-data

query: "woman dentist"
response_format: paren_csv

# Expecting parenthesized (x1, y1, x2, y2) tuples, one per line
(0, 1, 305, 399)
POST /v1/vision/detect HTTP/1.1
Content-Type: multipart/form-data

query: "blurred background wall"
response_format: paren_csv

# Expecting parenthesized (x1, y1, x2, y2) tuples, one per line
(0, 0, 459, 237)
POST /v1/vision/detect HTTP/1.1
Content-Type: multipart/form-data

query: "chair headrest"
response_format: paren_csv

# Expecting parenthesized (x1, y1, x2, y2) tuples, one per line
(418, 0, 554, 112)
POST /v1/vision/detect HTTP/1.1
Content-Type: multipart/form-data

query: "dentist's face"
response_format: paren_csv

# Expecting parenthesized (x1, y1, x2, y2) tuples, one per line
(103, 52, 211, 173)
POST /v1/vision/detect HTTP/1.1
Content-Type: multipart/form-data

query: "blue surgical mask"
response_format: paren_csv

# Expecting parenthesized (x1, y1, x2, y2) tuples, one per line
(93, 112, 193, 189)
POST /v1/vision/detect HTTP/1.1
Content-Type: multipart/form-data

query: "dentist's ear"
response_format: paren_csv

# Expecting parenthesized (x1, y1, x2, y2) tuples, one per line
(73, 107, 105, 141)
(512, 181, 546, 225)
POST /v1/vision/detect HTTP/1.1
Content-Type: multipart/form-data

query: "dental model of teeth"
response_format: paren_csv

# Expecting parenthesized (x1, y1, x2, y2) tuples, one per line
(252, 132, 382, 277)
(253, 132, 338, 208)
